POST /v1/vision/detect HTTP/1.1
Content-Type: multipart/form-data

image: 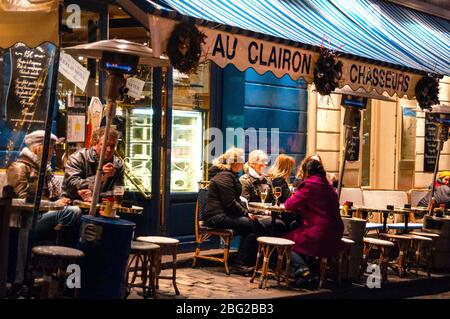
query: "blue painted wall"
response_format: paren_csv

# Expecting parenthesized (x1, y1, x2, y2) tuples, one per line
(222, 65, 308, 166)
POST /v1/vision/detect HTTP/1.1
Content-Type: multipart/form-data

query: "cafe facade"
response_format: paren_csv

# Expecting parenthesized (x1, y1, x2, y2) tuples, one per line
(0, 0, 449, 249)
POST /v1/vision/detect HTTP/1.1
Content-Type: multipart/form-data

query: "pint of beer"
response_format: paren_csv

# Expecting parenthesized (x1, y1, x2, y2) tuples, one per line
(113, 186, 125, 208)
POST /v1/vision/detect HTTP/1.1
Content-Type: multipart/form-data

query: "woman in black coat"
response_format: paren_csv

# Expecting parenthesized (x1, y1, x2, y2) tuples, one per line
(205, 148, 266, 271)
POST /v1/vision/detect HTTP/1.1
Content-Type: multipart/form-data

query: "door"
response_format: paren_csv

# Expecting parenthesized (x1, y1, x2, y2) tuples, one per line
(370, 99, 398, 189)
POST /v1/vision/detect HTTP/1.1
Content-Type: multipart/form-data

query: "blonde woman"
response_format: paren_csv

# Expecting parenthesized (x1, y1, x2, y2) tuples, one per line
(240, 150, 273, 203)
(205, 148, 266, 272)
(268, 154, 295, 203)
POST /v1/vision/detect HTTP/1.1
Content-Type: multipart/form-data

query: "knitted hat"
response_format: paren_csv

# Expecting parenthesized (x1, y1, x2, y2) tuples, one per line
(24, 130, 57, 147)
(438, 171, 450, 180)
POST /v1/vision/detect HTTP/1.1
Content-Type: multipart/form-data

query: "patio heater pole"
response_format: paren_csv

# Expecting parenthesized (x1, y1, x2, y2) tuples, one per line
(89, 73, 125, 216)
(337, 126, 351, 199)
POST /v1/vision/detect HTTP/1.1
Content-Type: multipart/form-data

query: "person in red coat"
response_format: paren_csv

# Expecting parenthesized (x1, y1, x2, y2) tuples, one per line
(283, 155, 344, 284)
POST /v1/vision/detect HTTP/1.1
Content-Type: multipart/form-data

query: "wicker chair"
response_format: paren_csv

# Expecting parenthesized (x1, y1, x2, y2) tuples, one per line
(192, 183, 234, 275)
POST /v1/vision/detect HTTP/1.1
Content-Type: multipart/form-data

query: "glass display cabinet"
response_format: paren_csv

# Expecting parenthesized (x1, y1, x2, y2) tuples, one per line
(124, 107, 153, 192)
(171, 110, 204, 192)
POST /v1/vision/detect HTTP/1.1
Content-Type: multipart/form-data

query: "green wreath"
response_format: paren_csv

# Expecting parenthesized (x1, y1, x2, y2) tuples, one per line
(167, 22, 206, 74)
(313, 48, 343, 96)
(415, 75, 440, 110)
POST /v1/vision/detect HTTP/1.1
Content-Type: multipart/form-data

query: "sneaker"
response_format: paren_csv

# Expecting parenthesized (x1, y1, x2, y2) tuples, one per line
(233, 264, 255, 276)
(294, 268, 311, 280)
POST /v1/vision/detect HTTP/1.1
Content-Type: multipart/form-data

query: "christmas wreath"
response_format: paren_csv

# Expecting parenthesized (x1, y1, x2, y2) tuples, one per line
(167, 21, 206, 74)
(313, 48, 343, 96)
(415, 75, 440, 110)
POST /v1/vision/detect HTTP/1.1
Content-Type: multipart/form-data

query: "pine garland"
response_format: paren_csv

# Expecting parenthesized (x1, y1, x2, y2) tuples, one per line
(415, 75, 440, 109)
(167, 22, 206, 74)
(313, 48, 343, 96)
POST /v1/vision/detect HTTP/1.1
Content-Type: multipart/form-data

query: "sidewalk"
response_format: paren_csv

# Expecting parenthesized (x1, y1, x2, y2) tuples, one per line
(127, 249, 450, 299)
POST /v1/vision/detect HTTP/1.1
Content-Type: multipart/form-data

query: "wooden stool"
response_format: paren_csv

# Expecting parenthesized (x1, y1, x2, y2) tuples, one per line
(137, 236, 180, 295)
(126, 241, 160, 298)
(362, 237, 395, 282)
(250, 236, 294, 289)
(32, 246, 84, 299)
(379, 233, 413, 277)
(317, 238, 355, 289)
(409, 231, 440, 275)
(404, 234, 434, 276)
(339, 238, 355, 283)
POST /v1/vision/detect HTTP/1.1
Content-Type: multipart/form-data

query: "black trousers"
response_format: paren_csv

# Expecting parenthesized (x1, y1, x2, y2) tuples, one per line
(206, 214, 271, 266)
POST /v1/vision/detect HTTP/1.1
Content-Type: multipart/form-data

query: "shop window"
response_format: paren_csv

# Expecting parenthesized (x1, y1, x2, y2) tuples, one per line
(120, 66, 153, 194)
(171, 63, 210, 193)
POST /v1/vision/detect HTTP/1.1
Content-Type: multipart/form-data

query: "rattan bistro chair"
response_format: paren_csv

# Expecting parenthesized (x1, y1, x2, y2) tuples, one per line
(192, 183, 234, 275)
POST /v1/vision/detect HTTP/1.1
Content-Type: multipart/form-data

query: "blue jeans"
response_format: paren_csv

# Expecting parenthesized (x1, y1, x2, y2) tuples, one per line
(291, 251, 310, 277)
(34, 206, 82, 241)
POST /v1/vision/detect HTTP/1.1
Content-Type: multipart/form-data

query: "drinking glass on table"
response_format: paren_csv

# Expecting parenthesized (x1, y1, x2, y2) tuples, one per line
(273, 187, 282, 206)
(259, 185, 269, 207)
(113, 185, 125, 208)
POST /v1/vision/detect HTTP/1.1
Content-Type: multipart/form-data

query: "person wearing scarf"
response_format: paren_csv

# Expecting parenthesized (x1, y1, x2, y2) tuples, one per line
(6, 130, 82, 296)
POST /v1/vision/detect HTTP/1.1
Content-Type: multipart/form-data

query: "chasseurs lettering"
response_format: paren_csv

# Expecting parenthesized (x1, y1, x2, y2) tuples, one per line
(349, 64, 410, 93)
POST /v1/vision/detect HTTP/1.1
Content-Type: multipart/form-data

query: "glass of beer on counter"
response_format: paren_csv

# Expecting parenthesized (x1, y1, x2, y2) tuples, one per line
(113, 185, 125, 208)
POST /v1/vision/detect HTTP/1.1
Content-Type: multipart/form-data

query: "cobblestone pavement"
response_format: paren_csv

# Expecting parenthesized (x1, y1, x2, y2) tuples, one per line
(128, 266, 312, 299)
(127, 265, 450, 299)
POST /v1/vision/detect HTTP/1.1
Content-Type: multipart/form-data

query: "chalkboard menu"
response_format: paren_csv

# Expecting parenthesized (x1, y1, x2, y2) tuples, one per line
(424, 112, 438, 172)
(5, 43, 54, 130)
(345, 111, 361, 162)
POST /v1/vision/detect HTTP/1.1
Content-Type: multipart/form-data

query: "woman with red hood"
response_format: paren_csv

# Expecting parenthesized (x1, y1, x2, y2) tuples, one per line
(283, 155, 344, 285)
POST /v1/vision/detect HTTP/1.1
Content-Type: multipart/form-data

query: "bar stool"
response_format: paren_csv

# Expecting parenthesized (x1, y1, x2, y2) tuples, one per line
(32, 246, 84, 299)
(409, 231, 440, 276)
(339, 237, 355, 283)
(126, 241, 160, 298)
(317, 238, 356, 289)
(403, 234, 434, 276)
(362, 237, 395, 282)
(137, 236, 180, 295)
(250, 236, 294, 289)
(379, 233, 413, 277)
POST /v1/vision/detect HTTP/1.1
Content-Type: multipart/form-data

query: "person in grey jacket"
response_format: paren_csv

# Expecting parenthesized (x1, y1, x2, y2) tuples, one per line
(6, 130, 82, 295)
(62, 127, 124, 202)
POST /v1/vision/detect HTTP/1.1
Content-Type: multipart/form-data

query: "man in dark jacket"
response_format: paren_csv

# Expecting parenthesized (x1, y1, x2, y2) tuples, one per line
(205, 148, 268, 273)
(62, 127, 124, 202)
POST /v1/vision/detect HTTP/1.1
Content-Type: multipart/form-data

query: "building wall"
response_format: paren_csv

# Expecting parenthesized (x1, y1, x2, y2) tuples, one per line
(308, 76, 450, 190)
(414, 76, 450, 188)
(223, 65, 308, 165)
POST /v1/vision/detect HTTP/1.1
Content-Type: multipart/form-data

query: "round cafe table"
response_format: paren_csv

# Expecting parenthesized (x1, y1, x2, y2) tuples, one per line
(11, 198, 65, 212)
(248, 202, 289, 235)
(72, 199, 144, 215)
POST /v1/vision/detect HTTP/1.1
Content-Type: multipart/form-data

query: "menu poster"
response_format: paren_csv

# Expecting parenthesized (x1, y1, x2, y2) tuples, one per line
(345, 112, 361, 162)
(67, 114, 86, 142)
(5, 43, 55, 130)
(424, 112, 438, 172)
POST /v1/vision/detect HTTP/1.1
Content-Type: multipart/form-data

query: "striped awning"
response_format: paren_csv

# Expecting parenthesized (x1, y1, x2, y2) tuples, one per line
(126, 0, 449, 75)
(119, 0, 449, 97)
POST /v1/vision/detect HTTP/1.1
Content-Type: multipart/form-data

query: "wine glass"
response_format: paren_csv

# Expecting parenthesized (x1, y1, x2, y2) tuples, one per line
(273, 187, 282, 206)
(259, 185, 268, 207)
